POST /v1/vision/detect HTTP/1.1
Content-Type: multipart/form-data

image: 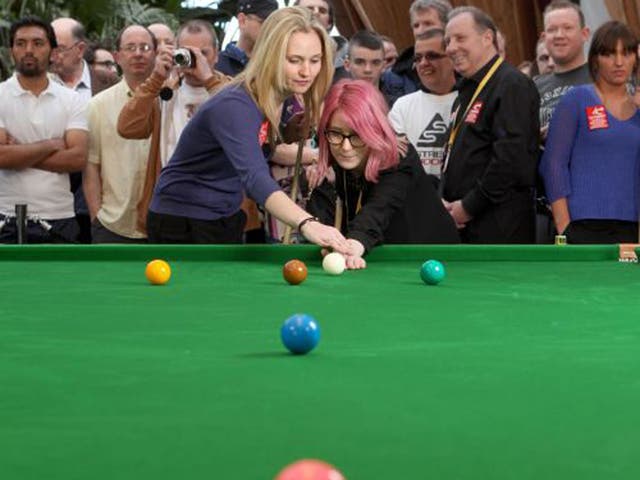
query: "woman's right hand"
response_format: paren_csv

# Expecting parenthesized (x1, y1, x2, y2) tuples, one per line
(301, 221, 349, 254)
(344, 239, 366, 269)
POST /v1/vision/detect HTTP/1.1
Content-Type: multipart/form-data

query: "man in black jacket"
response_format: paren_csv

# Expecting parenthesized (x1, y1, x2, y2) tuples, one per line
(441, 6, 540, 243)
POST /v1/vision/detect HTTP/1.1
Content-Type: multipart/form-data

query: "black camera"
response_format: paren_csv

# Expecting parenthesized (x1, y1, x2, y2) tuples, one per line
(173, 48, 195, 68)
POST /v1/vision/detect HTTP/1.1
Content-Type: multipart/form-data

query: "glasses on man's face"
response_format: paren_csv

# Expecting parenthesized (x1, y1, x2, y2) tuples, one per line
(56, 41, 81, 54)
(120, 43, 153, 54)
(95, 60, 117, 69)
(325, 129, 366, 148)
(413, 51, 447, 64)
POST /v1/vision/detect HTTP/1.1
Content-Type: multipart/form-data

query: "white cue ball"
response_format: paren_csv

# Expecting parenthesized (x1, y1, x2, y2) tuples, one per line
(322, 252, 346, 275)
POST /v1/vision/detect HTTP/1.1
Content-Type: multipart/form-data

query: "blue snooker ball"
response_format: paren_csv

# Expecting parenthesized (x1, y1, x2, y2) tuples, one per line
(420, 259, 445, 285)
(281, 314, 320, 355)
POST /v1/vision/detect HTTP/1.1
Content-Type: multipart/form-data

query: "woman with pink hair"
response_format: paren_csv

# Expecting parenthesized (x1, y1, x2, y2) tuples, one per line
(310, 79, 458, 268)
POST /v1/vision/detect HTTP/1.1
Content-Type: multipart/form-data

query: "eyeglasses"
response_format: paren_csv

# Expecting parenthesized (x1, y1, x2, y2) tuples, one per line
(325, 129, 366, 148)
(94, 60, 117, 69)
(56, 41, 81, 53)
(120, 43, 153, 53)
(413, 52, 448, 64)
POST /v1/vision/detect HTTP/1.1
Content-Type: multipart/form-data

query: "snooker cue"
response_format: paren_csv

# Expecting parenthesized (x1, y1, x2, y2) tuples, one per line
(15, 204, 27, 244)
(282, 137, 306, 244)
(334, 197, 343, 231)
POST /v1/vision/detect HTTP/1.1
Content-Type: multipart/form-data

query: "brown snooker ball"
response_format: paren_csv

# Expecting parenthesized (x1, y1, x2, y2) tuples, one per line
(283, 259, 308, 285)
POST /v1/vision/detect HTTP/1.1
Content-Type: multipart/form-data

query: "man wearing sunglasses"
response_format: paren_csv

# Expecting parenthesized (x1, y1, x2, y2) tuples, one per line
(389, 28, 456, 181)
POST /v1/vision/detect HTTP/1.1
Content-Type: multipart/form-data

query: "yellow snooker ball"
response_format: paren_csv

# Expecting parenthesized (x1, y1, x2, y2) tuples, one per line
(145, 259, 171, 285)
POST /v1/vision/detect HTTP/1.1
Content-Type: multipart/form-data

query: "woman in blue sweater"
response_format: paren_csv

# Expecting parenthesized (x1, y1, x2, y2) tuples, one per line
(146, 7, 348, 252)
(540, 21, 640, 243)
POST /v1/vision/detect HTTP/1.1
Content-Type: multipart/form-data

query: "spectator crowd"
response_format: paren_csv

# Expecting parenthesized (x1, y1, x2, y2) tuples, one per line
(2, 0, 640, 262)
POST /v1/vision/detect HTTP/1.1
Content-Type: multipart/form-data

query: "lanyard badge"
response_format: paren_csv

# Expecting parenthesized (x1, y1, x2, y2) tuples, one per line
(443, 57, 504, 172)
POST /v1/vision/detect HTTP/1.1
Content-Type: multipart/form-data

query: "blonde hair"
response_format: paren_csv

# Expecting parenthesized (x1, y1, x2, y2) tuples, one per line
(232, 6, 334, 143)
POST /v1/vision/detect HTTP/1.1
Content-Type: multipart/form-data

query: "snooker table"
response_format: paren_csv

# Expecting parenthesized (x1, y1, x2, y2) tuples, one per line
(1, 244, 640, 479)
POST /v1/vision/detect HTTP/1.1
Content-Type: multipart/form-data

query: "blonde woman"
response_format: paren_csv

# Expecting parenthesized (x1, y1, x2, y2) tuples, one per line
(147, 7, 347, 252)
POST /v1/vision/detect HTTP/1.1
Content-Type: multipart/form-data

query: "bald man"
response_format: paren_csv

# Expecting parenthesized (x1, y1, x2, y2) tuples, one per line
(51, 17, 91, 101)
(148, 23, 175, 48)
(83, 25, 156, 243)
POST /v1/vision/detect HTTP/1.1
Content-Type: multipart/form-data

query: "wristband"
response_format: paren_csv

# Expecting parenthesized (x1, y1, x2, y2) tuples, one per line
(297, 216, 319, 231)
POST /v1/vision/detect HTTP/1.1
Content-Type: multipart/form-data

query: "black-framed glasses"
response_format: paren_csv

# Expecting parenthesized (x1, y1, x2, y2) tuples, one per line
(413, 52, 448, 64)
(94, 60, 117, 69)
(324, 129, 366, 148)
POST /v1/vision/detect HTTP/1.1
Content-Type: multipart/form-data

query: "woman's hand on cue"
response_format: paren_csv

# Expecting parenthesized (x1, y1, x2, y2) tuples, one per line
(301, 221, 349, 254)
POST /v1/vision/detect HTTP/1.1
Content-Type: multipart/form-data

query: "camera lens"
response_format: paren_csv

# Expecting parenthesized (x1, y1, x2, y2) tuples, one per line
(173, 48, 193, 67)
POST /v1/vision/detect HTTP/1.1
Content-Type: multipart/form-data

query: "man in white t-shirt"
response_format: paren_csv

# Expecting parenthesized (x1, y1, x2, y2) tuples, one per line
(0, 16, 88, 243)
(388, 28, 457, 179)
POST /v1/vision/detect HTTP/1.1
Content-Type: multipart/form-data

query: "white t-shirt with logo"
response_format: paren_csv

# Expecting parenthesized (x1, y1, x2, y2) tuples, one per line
(160, 83, 211, 167)
(389, 90, 458, 178)
(0, 75, 88, 219)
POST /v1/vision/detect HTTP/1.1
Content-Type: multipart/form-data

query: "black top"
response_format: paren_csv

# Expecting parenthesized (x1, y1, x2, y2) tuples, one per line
(442, 55, 541, 218)
(309, 145, 459, 253)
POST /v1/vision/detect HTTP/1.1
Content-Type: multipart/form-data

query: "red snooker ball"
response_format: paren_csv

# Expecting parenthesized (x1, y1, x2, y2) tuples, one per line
(275, 459, 344, 480)
(283, 259, 308, 285)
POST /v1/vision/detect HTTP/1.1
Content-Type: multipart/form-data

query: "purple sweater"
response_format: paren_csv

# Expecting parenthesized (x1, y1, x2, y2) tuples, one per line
(150, 85, 280, 220)
(539, 84, 640, 222)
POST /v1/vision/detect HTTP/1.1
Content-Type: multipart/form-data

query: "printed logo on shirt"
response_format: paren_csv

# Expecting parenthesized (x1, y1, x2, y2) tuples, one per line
(418, 113, 448, 146)
(585, 105, 609, 130)
(465, 101, 483, 124)
(258, 121, 269, 146)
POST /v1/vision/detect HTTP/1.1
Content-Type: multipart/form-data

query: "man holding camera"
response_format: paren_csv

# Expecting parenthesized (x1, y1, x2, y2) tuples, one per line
(83, 24, 156, 243)
(117, 20, 229, 235)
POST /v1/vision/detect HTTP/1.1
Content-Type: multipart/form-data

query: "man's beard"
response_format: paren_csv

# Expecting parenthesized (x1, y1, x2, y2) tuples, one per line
(16, 57, 47, 77)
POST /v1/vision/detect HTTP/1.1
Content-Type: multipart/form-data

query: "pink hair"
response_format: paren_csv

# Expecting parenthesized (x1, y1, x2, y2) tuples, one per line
(317, 79, 398, 183)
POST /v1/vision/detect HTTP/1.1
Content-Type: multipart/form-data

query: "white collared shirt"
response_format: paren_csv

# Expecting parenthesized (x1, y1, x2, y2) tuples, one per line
(88, 80, 150, 238)
(0, 74, 88, 219)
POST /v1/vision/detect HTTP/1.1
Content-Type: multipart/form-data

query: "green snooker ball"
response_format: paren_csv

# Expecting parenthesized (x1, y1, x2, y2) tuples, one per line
(420, 260, 445, 285)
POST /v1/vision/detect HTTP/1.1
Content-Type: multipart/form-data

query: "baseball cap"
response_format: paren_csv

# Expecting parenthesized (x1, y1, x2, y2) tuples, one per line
(237, 0, 279, 20)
